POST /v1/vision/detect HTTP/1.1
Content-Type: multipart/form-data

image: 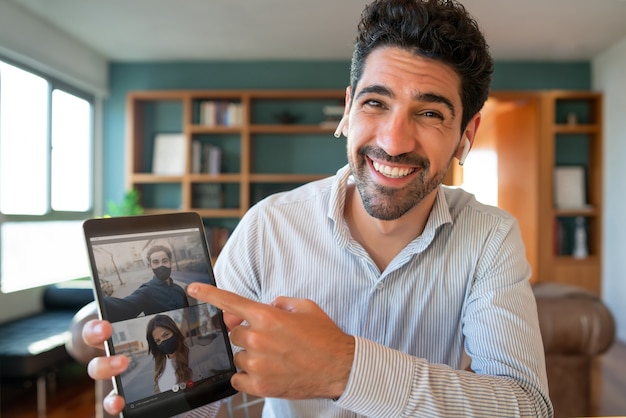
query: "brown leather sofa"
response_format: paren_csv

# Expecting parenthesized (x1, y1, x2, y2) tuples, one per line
(66, 283, 615, 418)
(533, 282, 615, 418)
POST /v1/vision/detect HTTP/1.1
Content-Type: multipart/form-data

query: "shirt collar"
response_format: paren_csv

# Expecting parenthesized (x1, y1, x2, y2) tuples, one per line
(409, 186, 453, 252)
(328, 165, 352, 248)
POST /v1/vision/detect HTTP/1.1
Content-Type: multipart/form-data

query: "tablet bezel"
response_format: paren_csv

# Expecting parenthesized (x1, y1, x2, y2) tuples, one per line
(83, 212, 237, 417)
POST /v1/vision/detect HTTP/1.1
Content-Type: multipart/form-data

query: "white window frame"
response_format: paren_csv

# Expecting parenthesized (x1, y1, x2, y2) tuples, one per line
(0, 56, 96, 293)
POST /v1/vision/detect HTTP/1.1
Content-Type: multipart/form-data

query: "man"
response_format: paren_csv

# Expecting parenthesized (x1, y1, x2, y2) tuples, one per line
(85, 0, 553, 416)
(103, 245, 189, 322)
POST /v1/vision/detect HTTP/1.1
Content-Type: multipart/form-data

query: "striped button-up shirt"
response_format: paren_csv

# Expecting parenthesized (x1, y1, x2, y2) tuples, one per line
(213, 165, 552, 418)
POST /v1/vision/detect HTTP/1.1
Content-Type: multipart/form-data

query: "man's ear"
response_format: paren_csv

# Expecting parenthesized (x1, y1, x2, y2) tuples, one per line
(458, 136, 471, 166)
(333, 86, 351, 138)
(456, 112, 482, 164)
(333, 86, 350, 138)
(344, 85, 352, 109)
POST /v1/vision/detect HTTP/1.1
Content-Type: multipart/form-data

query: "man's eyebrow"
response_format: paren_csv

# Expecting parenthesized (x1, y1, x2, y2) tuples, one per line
(355, 84, 394, 100)
(355, 85, 456, 119)
(416, 92, 456, 119)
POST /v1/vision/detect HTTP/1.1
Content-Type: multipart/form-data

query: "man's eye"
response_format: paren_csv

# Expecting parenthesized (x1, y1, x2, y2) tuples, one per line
(421, 111, 444, 119)
(363, 99, 384, 108)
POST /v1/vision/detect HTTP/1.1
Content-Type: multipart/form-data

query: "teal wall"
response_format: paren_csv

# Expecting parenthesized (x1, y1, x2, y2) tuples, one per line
(103, 60, 591, 209)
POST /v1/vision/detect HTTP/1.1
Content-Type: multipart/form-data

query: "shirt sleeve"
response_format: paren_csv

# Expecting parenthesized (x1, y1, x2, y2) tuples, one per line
(102, 286, 149, 321)
(335, 220, 553, 418)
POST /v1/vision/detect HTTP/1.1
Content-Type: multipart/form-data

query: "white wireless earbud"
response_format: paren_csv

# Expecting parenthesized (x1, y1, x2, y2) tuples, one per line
(458, 137, 471, 166)
(333, 116, 347, 138)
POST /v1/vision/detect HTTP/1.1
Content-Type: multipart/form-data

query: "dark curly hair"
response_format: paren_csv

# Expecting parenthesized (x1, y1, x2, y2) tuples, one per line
(146, 244, 172, 264)
(350, 0, 494, 130)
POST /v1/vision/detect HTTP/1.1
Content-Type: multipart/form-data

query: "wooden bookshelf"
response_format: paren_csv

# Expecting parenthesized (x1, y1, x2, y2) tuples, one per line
(539, 91, 603, 294)
(487, 91, 603, 294)
(126, 89, 346, 255)
(128, 89, 603, 294)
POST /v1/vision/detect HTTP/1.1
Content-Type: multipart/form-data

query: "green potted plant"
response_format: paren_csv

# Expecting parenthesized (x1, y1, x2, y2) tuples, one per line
(106, 189, 144, 217)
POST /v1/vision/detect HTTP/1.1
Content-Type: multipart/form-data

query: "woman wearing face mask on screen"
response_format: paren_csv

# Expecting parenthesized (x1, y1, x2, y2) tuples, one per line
(146, 314, 230, 394)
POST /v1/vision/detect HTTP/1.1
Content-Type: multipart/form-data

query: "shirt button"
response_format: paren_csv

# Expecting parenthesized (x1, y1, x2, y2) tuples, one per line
(376, 282, 384, 290)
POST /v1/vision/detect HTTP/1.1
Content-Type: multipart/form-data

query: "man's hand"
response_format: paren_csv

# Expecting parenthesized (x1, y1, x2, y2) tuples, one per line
(82, 319, 129, 415)
(188, 283, 355, 400)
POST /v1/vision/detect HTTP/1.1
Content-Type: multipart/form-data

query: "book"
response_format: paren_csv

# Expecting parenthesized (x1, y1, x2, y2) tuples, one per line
(192, 184, 223, 208)
(200, 101, 216, 126)
(554, 166, 588, 209)
(201, 144, 222, 174)
(226, 102, 243, 126)
(191, 140, 202, 173)
(207, 146, 222, 174)
(199, 100, 243, 126)
(152, 134, 185, 175)
(323, 105, 345, 116)
(206, 226, 231, 256)
(320, 104, 344, 128)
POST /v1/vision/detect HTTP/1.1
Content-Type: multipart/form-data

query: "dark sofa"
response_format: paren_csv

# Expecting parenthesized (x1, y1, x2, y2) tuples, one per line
(0, 282, 93, 416)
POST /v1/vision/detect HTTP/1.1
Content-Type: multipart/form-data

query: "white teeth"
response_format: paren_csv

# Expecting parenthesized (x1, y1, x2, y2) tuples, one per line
(372, 161, 415, 178)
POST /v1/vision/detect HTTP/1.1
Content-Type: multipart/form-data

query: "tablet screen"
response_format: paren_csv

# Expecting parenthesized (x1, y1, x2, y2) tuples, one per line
(83, 212, 237, 417)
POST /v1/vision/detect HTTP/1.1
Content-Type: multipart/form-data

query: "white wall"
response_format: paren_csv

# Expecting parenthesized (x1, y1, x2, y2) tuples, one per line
(0, 0, 108, 322)
(593, 36, 626, 343)
(0, 0, 108, 95)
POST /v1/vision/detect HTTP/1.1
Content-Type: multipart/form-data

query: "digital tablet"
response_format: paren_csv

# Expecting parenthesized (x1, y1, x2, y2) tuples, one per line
(83, 212, 237, 418)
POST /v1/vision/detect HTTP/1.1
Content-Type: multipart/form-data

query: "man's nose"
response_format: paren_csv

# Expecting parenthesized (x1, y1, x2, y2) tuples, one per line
(377, 111, 416, 157)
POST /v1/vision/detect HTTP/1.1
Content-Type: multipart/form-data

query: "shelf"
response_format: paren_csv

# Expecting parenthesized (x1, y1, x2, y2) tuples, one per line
(130, 174, 184, 183)
(493, 91, 602, 294)
(553, 124, 600, 134)
(544, 91, 603, 295)
(127, 89, 346, 259)
(250, 124, 335, 134)
(126, 89, 602, 293)
(250, 174, 328, 183)
(189, 125, 243, 134)
(554, 207, 598, 217)
(553, 255, 600, 265)
(188, 173, 242, 182)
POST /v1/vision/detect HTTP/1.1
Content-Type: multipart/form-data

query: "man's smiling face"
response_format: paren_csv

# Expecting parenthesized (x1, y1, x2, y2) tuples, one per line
(345, 46, 471, 221)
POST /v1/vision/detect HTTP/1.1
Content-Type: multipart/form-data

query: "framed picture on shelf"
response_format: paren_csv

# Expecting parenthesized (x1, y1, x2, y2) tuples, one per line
(152, 133, 185, 175)
(554, 165, 587, 209)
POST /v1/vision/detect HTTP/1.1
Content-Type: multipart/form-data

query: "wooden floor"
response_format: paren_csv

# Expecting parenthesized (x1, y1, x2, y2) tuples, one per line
(0, 363, 96, 418)
(2, 341, 625, 417)
(592, 339, 626, 416)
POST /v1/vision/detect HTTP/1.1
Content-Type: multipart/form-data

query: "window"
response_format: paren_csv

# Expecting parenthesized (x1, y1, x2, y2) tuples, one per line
(0, 59, 94, 293)
(460, 149, 498, 207)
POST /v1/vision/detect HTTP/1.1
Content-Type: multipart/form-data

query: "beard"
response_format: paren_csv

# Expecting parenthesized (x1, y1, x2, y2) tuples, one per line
(348, 145, 451, 221)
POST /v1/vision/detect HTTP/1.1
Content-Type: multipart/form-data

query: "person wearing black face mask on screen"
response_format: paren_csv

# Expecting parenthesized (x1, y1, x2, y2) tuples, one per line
(146, 314, 230, 394)
(103, 245, 190, 322)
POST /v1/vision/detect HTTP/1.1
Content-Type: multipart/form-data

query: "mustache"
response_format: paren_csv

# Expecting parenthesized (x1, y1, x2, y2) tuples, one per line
(358, 146, 430, 168)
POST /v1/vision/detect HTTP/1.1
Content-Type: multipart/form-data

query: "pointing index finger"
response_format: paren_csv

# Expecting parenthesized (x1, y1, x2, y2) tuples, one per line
(188, 283, 260, 322)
